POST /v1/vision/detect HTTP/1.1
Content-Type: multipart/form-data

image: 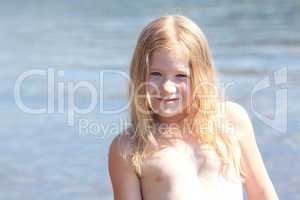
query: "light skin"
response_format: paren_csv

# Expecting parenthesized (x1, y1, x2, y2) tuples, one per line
(108, 48, 279, 200)
(146, 47, 192, 126)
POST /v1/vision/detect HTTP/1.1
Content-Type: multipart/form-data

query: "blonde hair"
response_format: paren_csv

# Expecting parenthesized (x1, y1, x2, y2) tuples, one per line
(127, 15, 245, 182)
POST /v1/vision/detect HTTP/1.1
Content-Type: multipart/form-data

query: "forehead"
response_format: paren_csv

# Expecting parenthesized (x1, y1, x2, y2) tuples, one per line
(149, 47, 190, 73)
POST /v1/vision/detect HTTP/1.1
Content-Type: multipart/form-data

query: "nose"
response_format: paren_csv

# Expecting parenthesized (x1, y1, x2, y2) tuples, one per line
(161, 79, 177, 94)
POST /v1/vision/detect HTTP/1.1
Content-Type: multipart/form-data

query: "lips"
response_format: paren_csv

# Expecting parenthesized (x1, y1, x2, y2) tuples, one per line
(157, 97, 180, 102)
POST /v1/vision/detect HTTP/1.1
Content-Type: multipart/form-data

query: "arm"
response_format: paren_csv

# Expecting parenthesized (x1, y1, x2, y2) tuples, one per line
(225, 101, 279, 200)
(108, 134, 143, 200)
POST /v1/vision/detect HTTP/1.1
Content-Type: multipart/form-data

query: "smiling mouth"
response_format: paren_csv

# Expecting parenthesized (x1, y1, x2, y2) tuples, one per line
(157, 97, 180, 103)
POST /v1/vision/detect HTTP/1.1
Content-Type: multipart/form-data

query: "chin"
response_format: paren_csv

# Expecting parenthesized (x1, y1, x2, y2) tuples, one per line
(149, 101, 188, 120)
(155, 109, 184, 118)
(157, 112, 178, 118)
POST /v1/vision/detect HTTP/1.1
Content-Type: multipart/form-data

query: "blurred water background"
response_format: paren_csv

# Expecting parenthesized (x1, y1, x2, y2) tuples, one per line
(0, 0, 299, 199)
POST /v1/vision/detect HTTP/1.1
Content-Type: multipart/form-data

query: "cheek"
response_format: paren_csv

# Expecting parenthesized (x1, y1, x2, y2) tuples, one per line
(146, 80, 160, 104)
(145, 80, 161, 111)
(178, 81, 191, 98)
(146, 79, 161, 96)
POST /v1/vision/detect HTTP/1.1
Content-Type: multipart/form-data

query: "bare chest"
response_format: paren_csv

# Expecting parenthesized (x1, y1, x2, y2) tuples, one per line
(141, 141, 223, 184)
(140, 141, 243, 200)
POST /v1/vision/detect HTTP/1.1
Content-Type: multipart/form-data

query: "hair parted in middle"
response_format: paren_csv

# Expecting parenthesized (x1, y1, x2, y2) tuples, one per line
(127, 15, 245, 182)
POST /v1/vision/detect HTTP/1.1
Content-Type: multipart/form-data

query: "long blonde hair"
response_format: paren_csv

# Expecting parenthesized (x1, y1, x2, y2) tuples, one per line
(127, 15, 244, 182)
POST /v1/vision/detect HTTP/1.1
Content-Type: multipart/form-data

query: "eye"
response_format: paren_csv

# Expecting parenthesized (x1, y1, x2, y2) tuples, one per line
(176, 74, 188, 78)
(150, 72, 161, 76)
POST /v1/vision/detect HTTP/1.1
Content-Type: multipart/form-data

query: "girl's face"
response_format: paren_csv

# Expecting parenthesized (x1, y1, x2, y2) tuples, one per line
(146, 47, 192, 122)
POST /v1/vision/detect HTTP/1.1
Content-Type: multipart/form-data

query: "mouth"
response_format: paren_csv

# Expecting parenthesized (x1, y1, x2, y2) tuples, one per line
(157, 97, 180, 103)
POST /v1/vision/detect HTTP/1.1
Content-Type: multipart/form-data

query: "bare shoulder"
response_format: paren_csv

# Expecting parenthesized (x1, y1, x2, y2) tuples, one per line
(218, 103, 279, 199)
(108, 128, 143, 200)
(219, 101, 250, 123)
(109, 128, 135, 163)
(218, 101, 254, 141)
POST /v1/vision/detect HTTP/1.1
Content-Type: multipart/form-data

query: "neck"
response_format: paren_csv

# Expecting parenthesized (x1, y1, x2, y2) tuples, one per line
(156, 111, 186, 124)
(153, 112, 189, 136)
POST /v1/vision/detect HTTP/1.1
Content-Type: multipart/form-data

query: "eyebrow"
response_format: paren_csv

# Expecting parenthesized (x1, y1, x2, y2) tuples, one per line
(149, 66, 190, 74)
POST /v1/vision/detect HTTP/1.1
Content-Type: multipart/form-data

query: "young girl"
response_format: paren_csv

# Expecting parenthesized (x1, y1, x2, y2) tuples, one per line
(108, 15, 279, 200)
